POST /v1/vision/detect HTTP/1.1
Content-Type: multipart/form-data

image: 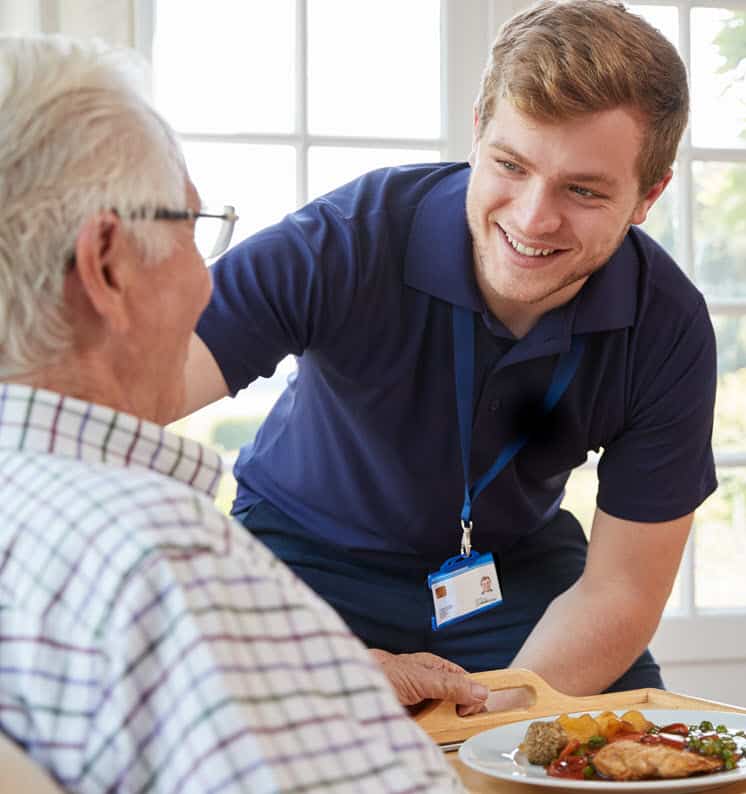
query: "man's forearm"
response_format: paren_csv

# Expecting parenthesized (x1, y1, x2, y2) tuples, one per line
(508, 575, 660, 695)
(506, 507, 692, 697)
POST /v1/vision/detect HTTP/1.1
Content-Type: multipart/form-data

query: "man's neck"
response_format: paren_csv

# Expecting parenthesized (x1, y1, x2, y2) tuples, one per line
(477, 274, 589, 339)
(12, 354, 133, 418)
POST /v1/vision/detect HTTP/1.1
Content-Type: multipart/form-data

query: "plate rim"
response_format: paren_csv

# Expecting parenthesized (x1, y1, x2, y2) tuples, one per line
(457, 707, 746, 792)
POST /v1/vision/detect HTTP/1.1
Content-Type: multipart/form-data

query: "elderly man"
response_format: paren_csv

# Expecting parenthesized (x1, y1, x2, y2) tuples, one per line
(0, 35, 469, 793)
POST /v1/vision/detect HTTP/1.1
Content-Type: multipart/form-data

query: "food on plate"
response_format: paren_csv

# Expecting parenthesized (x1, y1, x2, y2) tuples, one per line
(557, 713, 602, 744)
(523, 720, 568, 765)
(520, 713, 745, 781)
(593, 739, 724, 780)
(556, 710, 652, 743)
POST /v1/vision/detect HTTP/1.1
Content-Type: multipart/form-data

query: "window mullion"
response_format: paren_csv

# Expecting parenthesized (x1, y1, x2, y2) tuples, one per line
(296, 0, 309, 208)
(133, 0, 155, 61)
(680, 524, 696, 617)
(443, 0, 496, 161)
(677, 2, 696, 280)
(670, 0, 698, 604)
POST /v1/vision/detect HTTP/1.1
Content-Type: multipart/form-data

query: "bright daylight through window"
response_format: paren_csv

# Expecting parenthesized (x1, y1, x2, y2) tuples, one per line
(151, 0, 746, 615)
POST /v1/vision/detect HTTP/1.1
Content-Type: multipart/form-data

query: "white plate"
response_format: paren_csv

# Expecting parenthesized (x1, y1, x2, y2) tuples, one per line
(458, 708, 746, 793)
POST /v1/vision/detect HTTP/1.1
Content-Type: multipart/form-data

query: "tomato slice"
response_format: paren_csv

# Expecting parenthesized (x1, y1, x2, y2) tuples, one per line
(548, 754, 589, 780)
(641, 733, 687, 749)
(659, 723, 689, 736)
(558, 739, 581, 761)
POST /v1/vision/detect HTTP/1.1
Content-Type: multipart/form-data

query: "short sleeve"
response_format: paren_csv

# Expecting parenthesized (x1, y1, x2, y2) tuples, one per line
(196, 200, 360, 396)
(597, 297, 717, 521)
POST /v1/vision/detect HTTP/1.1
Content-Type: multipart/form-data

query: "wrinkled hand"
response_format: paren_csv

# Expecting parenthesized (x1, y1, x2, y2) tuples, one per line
(370, 648, 489, 708)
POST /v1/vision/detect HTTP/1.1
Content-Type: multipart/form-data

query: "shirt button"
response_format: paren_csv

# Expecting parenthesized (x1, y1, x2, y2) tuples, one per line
(489, 399, 500, 413)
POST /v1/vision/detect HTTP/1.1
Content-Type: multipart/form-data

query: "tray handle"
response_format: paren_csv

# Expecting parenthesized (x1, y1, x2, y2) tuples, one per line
(415, 668, 652, 745)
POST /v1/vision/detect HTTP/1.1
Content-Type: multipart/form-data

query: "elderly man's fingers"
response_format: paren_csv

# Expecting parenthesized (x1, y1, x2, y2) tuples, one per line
(368, 648, 467, 675)
(402, 651, 469, 675)
(368, 648, 393, 665)
(411, 667, 490, 706)
(380, 659, 489, 706)
(368, 649, 490, 706)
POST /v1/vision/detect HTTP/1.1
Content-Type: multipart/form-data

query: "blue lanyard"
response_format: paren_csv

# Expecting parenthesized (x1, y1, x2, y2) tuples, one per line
(452, 305, 585, 554)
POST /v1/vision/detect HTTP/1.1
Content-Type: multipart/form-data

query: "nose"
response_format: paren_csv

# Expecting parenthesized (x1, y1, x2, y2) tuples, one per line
(513, 179, 562, 238)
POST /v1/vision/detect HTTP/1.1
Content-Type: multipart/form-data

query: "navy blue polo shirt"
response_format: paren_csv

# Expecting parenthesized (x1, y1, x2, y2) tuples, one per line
(197, 162, 717, 565)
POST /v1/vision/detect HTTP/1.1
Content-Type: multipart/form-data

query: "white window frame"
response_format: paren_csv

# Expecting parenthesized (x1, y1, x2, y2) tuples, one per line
(135, 0, 746, 672)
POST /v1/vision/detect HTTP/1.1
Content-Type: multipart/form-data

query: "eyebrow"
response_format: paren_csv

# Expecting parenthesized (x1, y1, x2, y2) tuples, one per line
(487, 140, 620, 190)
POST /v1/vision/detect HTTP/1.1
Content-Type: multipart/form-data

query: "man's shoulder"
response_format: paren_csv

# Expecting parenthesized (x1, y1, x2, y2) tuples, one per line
(629, 226, 706, 319)
(311, 161, 469, 224)
(36, 451, 222, 528)
(0, 450, 231, 622)
(235, 163, 468, 280)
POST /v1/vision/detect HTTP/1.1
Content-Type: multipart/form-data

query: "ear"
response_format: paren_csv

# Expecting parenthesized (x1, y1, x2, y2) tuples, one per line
(468, 105, 480, 166)
(630, 169, 673, 226)
(69, 212, 134, 334)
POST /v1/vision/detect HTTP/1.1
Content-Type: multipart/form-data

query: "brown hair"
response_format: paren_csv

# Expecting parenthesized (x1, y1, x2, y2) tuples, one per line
(475, 0, 689, 193)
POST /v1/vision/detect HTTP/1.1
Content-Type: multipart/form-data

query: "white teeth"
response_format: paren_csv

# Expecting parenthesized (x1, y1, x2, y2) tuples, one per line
(504, 231, 555, 257)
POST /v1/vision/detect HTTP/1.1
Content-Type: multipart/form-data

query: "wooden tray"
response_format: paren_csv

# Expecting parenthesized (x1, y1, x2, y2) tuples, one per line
(415, 668, 746, 747)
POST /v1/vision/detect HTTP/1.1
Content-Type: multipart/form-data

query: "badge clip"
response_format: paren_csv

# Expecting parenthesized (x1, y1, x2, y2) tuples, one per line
(460, 519, 473, 557)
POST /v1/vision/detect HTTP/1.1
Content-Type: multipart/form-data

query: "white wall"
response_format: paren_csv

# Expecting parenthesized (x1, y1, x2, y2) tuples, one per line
(660, 661, 746, 707)
(652, 615, 746, 706)
(0, 0, 133, 43)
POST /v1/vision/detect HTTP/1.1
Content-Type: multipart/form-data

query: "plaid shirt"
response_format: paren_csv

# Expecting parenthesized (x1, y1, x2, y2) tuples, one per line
(0, 385, 460, 794)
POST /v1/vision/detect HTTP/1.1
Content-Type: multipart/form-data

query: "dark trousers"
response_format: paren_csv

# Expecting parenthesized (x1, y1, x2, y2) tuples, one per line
(236, 500, 663, 691)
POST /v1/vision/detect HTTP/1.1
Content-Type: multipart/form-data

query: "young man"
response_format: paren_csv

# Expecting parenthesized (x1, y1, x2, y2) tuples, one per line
(185, 0, 716, 699)
(0, 35, 464, 792)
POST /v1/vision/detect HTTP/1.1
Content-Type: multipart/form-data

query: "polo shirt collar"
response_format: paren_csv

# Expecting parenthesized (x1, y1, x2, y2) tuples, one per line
(0, 383, 223, 497)
(403, 163, 639, 342)
(403, 165, 481, 312)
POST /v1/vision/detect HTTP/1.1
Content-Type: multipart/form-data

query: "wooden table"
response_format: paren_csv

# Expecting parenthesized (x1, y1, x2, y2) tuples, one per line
(415, 669, 746, 794)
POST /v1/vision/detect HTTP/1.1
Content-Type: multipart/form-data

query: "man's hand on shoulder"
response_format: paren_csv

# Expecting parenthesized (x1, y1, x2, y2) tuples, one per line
(369, 648, 488, 709)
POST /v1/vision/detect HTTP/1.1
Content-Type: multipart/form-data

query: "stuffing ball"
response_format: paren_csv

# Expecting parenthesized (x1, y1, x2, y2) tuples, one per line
(523, 720, 568, 765)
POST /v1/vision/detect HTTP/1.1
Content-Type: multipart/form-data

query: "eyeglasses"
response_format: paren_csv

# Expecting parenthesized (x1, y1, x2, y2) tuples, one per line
(148, 205, 238, 260)
(66, 204, 238, 267)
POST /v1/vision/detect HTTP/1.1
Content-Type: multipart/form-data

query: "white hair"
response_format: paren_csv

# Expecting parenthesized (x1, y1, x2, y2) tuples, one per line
(0, 34, 187, 379)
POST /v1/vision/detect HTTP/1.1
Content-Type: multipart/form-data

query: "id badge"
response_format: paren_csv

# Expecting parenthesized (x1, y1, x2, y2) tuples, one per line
(427, 551, 502, 630)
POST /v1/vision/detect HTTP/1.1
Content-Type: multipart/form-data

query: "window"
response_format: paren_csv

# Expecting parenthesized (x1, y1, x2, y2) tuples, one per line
(144, 0, 444, 510)
(560, 1, 746, 685)
(140, 0, 746, 692)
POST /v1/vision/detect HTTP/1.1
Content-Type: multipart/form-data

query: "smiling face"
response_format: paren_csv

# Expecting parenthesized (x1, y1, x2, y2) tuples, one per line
(466, 98, 670, 334)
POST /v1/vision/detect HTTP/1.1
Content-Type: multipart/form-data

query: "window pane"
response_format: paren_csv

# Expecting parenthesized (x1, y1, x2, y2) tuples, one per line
(183, 142, 296, 244)
(170, 356, 298, 516)
(712, 317, 746, 451)
(691, 8, 746, 149)
(308, 146, 440, 199)
(307, 0, 440, 138)
(704, 324, 746, 609)
(628, 5, 679, 49)
(639, 169, 679, 261)
(693, 161, 746, 299)
(153, 0, 295, 134)
(694, 469, 746, 608)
